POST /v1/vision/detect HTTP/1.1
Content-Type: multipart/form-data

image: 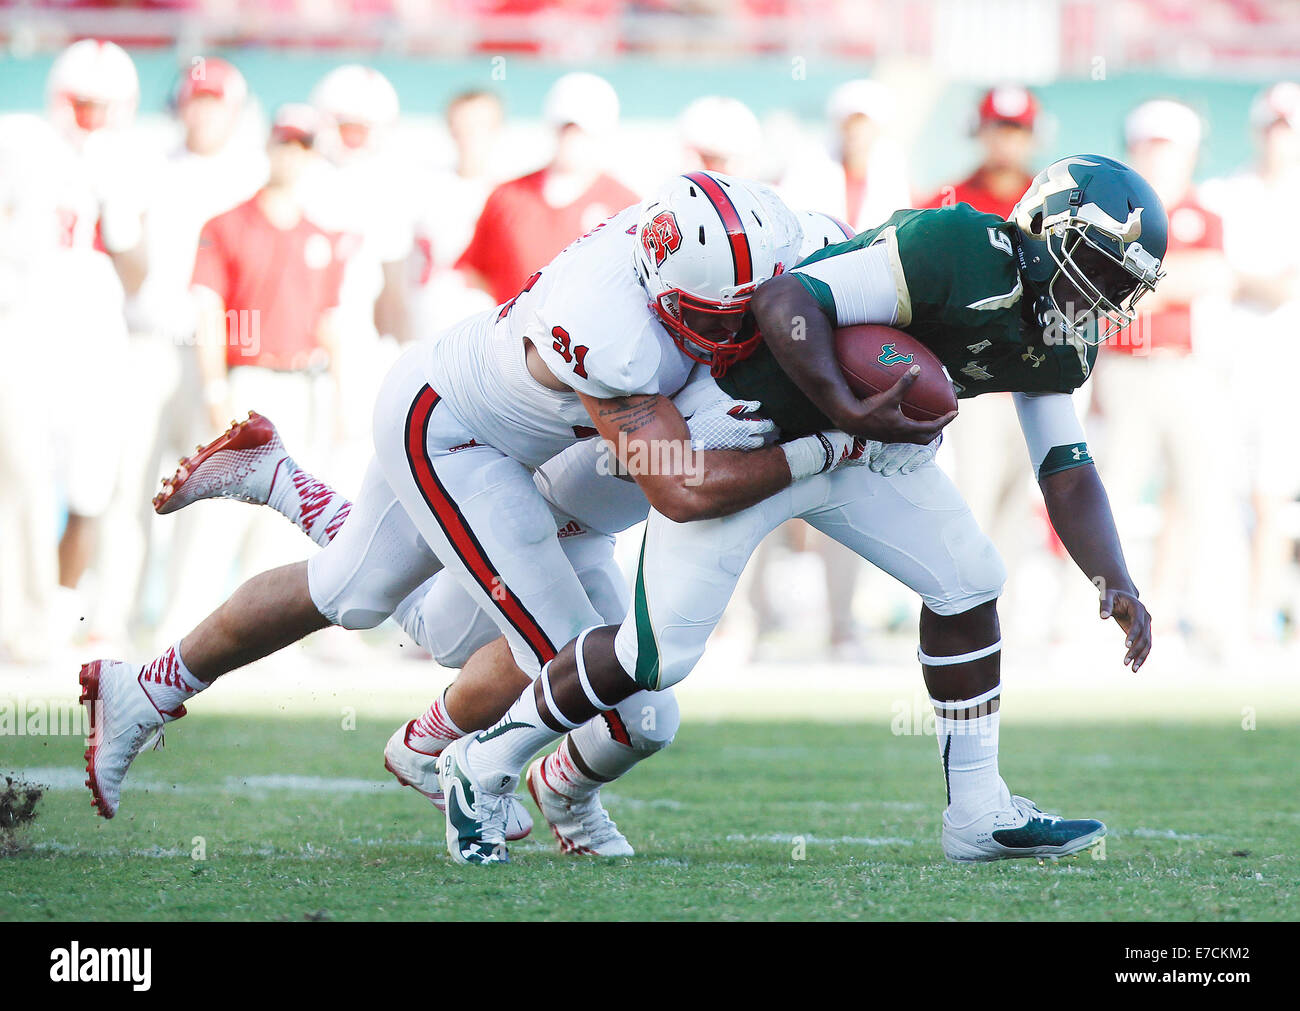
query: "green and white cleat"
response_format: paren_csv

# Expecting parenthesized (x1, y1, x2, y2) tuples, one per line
(383, 721, 533, 841)
(941, 795, 1105, 862)
(437, 738, 512, 866)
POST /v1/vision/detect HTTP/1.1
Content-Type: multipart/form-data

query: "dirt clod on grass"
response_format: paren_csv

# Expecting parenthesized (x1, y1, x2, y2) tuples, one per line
(0, 776, 44, 855)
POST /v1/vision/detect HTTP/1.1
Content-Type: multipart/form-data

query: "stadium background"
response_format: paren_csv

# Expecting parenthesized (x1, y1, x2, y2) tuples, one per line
(1, 0, 1298, 921)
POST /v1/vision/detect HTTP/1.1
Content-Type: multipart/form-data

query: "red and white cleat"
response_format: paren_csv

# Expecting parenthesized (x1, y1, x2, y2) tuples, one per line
(526, 757, 634, 857)
(383, 721, 533, 840)
(79, 659, 184, 819)
(153, 411, 286, 515)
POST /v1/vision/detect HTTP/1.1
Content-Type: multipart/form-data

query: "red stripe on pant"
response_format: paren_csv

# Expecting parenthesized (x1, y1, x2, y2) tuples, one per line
(404, 385, 557, 667)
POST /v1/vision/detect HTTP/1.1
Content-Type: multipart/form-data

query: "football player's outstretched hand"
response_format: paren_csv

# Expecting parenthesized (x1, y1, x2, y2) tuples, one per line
(687, 397, 776, 451)
(1100, 588, 1152, 672)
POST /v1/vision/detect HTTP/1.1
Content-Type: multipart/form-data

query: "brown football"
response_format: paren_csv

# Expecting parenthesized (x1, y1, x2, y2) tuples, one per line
(834, 324, 958, 422)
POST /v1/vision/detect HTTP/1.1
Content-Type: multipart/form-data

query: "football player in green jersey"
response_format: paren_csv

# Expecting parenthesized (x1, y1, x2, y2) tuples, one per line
(445, 155, 1168, 863)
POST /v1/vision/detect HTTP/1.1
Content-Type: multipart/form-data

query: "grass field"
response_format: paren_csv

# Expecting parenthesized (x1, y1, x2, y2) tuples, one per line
(2, 711, 1296, 921)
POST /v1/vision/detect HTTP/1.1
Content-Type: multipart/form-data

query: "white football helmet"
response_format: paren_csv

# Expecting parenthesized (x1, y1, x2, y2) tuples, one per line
(634, 171, 801, 376)
(46, 39, 138, 140)
(310, 64, 399, 156)
(796, 209, 855, 261)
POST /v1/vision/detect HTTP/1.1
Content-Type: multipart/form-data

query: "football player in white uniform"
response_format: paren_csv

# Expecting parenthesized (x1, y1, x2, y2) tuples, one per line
(81, 173, 942, 856)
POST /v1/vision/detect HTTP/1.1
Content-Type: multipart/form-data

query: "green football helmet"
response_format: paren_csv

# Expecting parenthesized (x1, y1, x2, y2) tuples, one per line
(1011, 154, 1167, 345)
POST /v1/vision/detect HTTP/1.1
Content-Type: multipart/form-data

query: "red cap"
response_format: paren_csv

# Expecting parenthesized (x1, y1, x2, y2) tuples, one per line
(978, 86, 1038, 130)
(177, 57, 247, 107)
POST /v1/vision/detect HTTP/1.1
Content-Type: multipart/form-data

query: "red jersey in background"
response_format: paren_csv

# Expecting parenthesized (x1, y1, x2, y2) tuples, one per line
(192, 194, 348, 371)
(456, 168, 637, 305)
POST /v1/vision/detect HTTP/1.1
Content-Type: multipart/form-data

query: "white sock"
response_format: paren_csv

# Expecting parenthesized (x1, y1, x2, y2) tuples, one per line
(548, 708, 647, 798)
(267, 459, 351, 547)
(933, 685, 1009, 824)
(407, 690, 464, 756)
(465, 681, 566, 795)
(139, 641, 209, 716)
(540, 733, 610, 800)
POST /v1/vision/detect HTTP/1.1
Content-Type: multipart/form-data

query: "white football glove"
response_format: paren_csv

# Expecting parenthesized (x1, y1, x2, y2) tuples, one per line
(781, 430, 866, 481)
(686, 397, 776, 452)
(867, 434, 942, 477)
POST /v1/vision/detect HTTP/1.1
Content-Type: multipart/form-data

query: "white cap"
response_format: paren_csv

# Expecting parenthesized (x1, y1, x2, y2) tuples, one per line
(311, 64, 399, 126)
(544, 72, 620, 136)
(46, 39, 139, 135)
(1124, 98, 1202, 149)
(679, 96, 761, 160)
(1250, 81, 1300, 131)
(826, 79, 895, 127)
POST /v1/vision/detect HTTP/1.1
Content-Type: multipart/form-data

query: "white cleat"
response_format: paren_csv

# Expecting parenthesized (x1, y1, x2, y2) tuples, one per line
(383, 721, 532, 841)
(941, 794, 1106, 862)
(436, 737, 512, 865)
(526, 757, 634, 857)
(153, 411, 286, 515)
(79, 659, 183, 819)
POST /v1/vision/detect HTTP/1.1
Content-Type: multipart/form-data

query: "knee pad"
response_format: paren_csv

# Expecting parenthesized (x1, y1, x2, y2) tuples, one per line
(612, 688, 680, 754)
(923, 516, 1007, 616)
(393, 572, 500, 668)
(472, 457, 557, 551)
(307, 483, 439, 630)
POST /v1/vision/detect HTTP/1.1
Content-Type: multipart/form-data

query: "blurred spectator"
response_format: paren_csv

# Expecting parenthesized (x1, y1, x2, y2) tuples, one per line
(679, 95, 762, 176)
(920, 84, 1038, 219)
(158, 105, 348, 635)
(89, 57, 267, 648)
(306, 64, 413, 347)
(456, 71, 638, 305)
(1202, 81, 1300, 642)
(46, 39, 147, 297)
(779, 78, 910, 232)
(410, 89, 506, 335)
(41, 40, 145, 632)
(1090, 98, 1242, 655)
(0, 114, 126, 660)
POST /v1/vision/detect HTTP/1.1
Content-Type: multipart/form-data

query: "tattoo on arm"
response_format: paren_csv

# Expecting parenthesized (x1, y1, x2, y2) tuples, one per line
(596, 396, 661, 435)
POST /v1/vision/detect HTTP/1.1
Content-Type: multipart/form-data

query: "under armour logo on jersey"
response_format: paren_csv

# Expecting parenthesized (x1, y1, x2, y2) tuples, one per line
(878, 343, 914, 367)
(641, 210, 682, 267)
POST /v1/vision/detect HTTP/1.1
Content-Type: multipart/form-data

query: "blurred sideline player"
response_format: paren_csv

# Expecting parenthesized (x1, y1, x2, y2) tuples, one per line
(779, 78, 911, 232)
(156, 105, 348, 636)
(920, 85, 1046, 639)
(0, 118, 124, 659)
(1090, 99, 1242, 656)
(455, 72, 637, 305)
(1202, 82, 1300, 642)
(90, 57, 266, 647)
(410, 90, 505, 335)
(440, 156, 1165, 865)
(42, 40, 145, 632)
(678, 95, 762, 177)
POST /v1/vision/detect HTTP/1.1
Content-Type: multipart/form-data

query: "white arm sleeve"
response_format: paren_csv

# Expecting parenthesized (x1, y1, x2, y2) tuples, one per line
(791, 241, 903, 327)
(1012, 391, 1093, 480)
